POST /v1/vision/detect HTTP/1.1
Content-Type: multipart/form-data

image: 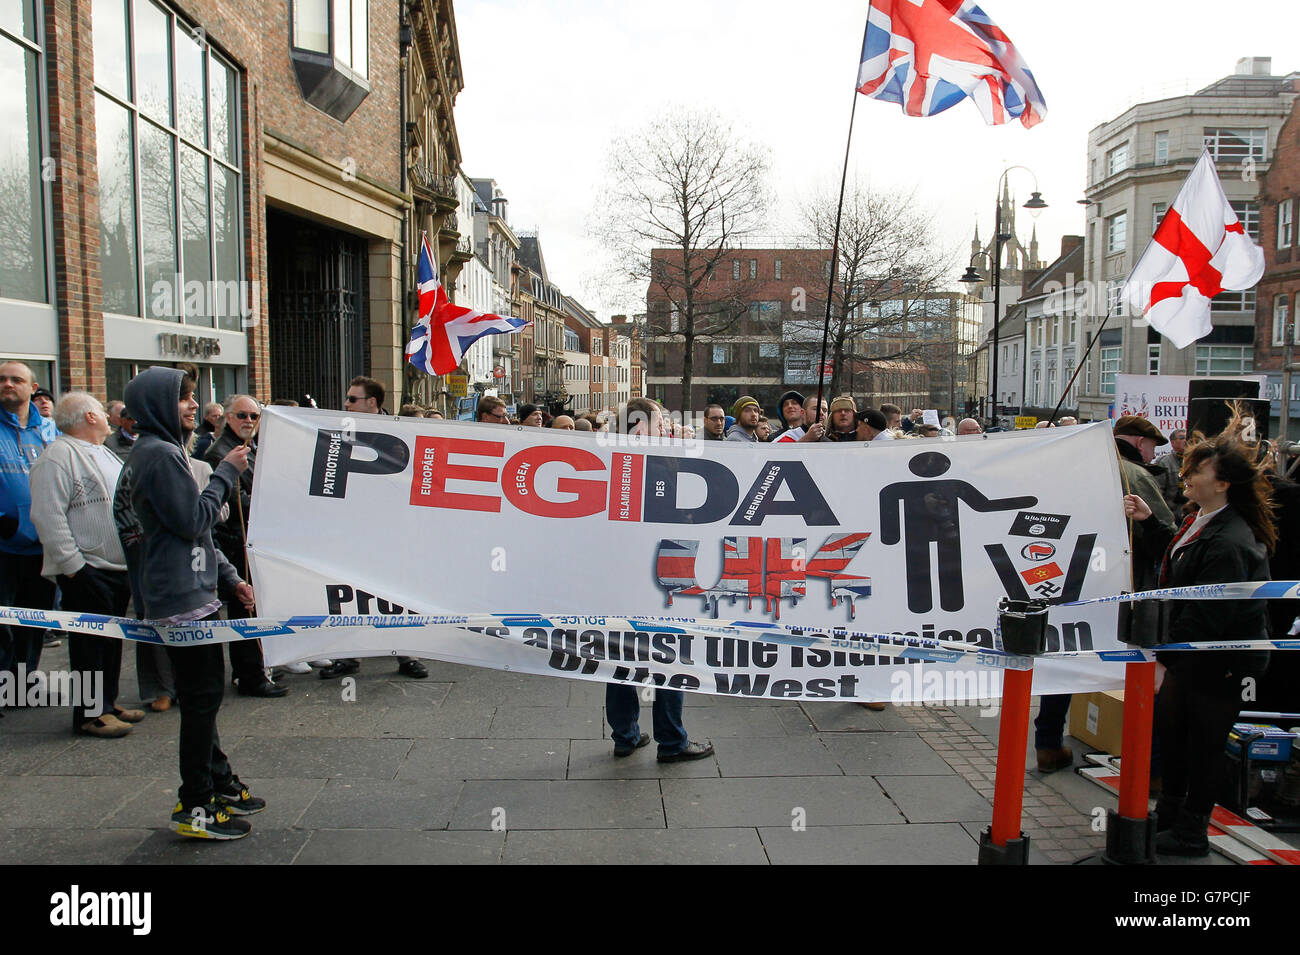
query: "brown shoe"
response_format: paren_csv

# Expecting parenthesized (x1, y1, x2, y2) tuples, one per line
(113, 707, 146, 723)
(150, 696, 172, 712)
(857, 701, 887, 711)
(78, 714, 132, 738)
(1036, 746, 1073, 773)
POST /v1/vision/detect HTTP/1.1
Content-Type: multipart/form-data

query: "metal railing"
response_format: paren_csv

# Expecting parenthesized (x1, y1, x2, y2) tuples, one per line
(410, 162, 457, 199)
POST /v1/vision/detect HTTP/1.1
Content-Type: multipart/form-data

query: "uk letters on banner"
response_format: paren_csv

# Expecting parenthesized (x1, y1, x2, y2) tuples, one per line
(248, 411, 1131, 702)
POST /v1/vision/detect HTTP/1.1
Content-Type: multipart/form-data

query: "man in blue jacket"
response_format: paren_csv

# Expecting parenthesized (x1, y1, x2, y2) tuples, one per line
(0, 361, 59, 702)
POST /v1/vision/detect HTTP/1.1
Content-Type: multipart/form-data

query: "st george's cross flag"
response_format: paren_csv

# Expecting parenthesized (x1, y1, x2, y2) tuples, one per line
(857, 0, 1046, 128)
(405, 233, 530, 376)
(1122, 150, 1266, 349)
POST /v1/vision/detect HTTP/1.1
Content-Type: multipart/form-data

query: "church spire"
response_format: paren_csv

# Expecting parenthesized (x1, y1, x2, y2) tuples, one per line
(1029, 223, 1039, 269)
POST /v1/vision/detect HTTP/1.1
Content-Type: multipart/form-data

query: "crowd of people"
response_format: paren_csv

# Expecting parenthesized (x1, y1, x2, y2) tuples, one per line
(2, 360, 1295, 851)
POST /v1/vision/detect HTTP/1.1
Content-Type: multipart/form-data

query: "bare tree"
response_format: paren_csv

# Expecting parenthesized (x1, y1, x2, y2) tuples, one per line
(593, 107, 769, 414)
(794, 185, 955, 399)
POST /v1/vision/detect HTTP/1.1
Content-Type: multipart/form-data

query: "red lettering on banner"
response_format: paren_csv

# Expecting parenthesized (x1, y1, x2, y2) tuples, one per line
(608, 453, 643, 522)
(502, 446, 607, 518)
(408, 436, 503, 512)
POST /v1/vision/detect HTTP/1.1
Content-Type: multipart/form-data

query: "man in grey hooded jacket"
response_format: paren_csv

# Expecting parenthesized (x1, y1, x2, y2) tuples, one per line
(114, 366, 263, 839)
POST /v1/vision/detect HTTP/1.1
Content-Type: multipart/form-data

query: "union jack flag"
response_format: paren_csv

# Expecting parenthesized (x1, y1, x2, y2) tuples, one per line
(716, 537, 767, 612)
(857, 0, 1046, 128)
(405, 232, 531, 376)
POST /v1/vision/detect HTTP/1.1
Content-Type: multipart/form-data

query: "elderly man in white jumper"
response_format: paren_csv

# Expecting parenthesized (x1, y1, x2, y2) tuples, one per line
(29, 392, 145, 738)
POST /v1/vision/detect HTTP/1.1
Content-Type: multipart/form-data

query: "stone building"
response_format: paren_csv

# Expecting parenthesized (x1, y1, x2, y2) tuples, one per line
(1077, 56, 1297, 422)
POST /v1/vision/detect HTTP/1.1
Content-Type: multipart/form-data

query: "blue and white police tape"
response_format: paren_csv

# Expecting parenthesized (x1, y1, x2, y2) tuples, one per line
(1063, 579, 1300, 606)
(0, 606, 1295, 671)
(0, 606, 1024, 666)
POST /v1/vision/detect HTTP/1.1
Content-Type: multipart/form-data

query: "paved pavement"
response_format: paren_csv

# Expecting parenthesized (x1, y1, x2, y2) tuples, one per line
(0, 641, 1275, 865)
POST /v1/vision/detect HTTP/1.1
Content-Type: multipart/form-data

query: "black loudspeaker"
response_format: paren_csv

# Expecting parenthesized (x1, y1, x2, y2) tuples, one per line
(1187, 378, 1261, 402)
(1187, 397, 1271, 441)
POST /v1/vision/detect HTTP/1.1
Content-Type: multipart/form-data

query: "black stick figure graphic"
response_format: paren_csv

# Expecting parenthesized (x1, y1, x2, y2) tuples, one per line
(879, 452, 1038, 613)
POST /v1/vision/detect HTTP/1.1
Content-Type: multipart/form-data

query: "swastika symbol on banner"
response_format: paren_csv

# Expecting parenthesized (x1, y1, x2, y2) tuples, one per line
(1033, 581, 1062, 598)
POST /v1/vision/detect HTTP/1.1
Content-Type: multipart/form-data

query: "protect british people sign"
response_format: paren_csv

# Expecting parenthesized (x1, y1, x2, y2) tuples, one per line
(248, 409, 1132, 702)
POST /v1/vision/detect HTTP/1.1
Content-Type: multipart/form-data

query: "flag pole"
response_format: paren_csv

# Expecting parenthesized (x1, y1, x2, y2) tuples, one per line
(813, 19, 871, 425)
(1046, 303, 1113, 425)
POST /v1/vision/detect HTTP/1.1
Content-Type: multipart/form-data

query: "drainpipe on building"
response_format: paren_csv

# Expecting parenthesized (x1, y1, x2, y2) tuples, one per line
(1285, 321, 1297, 474)
(399, 12, 412, 410)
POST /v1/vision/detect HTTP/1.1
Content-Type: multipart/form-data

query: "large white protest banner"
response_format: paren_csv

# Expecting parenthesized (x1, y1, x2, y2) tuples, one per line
(249, 410, 1131, 701)
(1113, 374, 1266, 434)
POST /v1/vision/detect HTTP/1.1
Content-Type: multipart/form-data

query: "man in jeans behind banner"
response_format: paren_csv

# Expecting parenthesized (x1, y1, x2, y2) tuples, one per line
(116, 366, 264, 840)
(604, 398, 714, 762)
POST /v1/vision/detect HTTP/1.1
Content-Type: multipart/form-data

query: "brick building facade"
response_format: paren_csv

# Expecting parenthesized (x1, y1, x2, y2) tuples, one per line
(1253, 83, 1300, 438)
(2, 0, 465, 411)
(643, 248, 830, 414)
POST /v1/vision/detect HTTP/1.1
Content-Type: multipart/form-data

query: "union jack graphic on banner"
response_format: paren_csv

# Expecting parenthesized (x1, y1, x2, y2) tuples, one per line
(654, 540, 708, 607)
(857, 0, 1047, 128)
(405, 232, 531, 376)
(764, 538, 809, 620)
(716, 537, 767, 612)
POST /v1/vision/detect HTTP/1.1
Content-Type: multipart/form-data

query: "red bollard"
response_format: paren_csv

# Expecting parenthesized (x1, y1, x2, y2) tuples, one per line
(1102, 659, 1157, 864)
(978, 663, 1035, 864)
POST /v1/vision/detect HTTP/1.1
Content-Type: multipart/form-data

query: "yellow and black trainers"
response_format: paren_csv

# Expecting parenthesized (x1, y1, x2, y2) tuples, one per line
(214, 776, 267, 816)
(170, 801, 252, 840)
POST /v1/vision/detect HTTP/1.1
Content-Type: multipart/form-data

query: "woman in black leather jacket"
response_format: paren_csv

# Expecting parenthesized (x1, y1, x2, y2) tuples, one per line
(1130, 433, 1274, 856)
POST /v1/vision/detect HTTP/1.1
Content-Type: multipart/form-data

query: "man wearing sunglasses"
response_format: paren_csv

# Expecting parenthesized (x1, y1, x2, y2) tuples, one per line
(319, 378, 429, 680)
(204, 395, 288, 698)
(476, 396, 509, 424)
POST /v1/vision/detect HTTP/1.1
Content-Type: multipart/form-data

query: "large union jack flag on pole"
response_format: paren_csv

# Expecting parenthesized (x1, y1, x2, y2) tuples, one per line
(405, 232, 531, 376)
(857, 0, 1046, 128)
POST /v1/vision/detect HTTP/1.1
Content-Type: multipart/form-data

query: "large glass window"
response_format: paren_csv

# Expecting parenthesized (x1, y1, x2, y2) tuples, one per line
(1195, 345, 1253, 377)
(93, 0, 244, 329)
(1211, 289, 1256, 313)
(1279, 199, 1294, 250)
(1106, 142, 1129, 177)
(331, 0, 367, 78)
(1229, 200, 1260, 241)
(1106, 212, 1127, 254)
(1100, 346, 1121, 396)
(0, 0, 49, 304)
(748, 300, 780, 334)
(1152, 201, 1168, 235)
(1203, 128, 1266, 164)
(291, 0, 329, 53)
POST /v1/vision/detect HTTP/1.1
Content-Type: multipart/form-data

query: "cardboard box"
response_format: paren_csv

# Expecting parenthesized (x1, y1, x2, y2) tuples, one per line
(1068, 690, 1125, 755)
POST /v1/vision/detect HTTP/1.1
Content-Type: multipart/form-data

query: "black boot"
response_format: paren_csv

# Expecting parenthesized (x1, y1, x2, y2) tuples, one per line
(1154, 808, 1210, 857)
(1153, 796, 1185, 833)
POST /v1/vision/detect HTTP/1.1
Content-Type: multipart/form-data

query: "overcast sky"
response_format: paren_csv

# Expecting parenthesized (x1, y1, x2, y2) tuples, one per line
(454, 0, 1298, 319)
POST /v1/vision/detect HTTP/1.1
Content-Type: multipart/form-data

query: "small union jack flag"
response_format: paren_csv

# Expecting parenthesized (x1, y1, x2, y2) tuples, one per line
(857, 0, 1046, 128)
(405, 232, 530, 376)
